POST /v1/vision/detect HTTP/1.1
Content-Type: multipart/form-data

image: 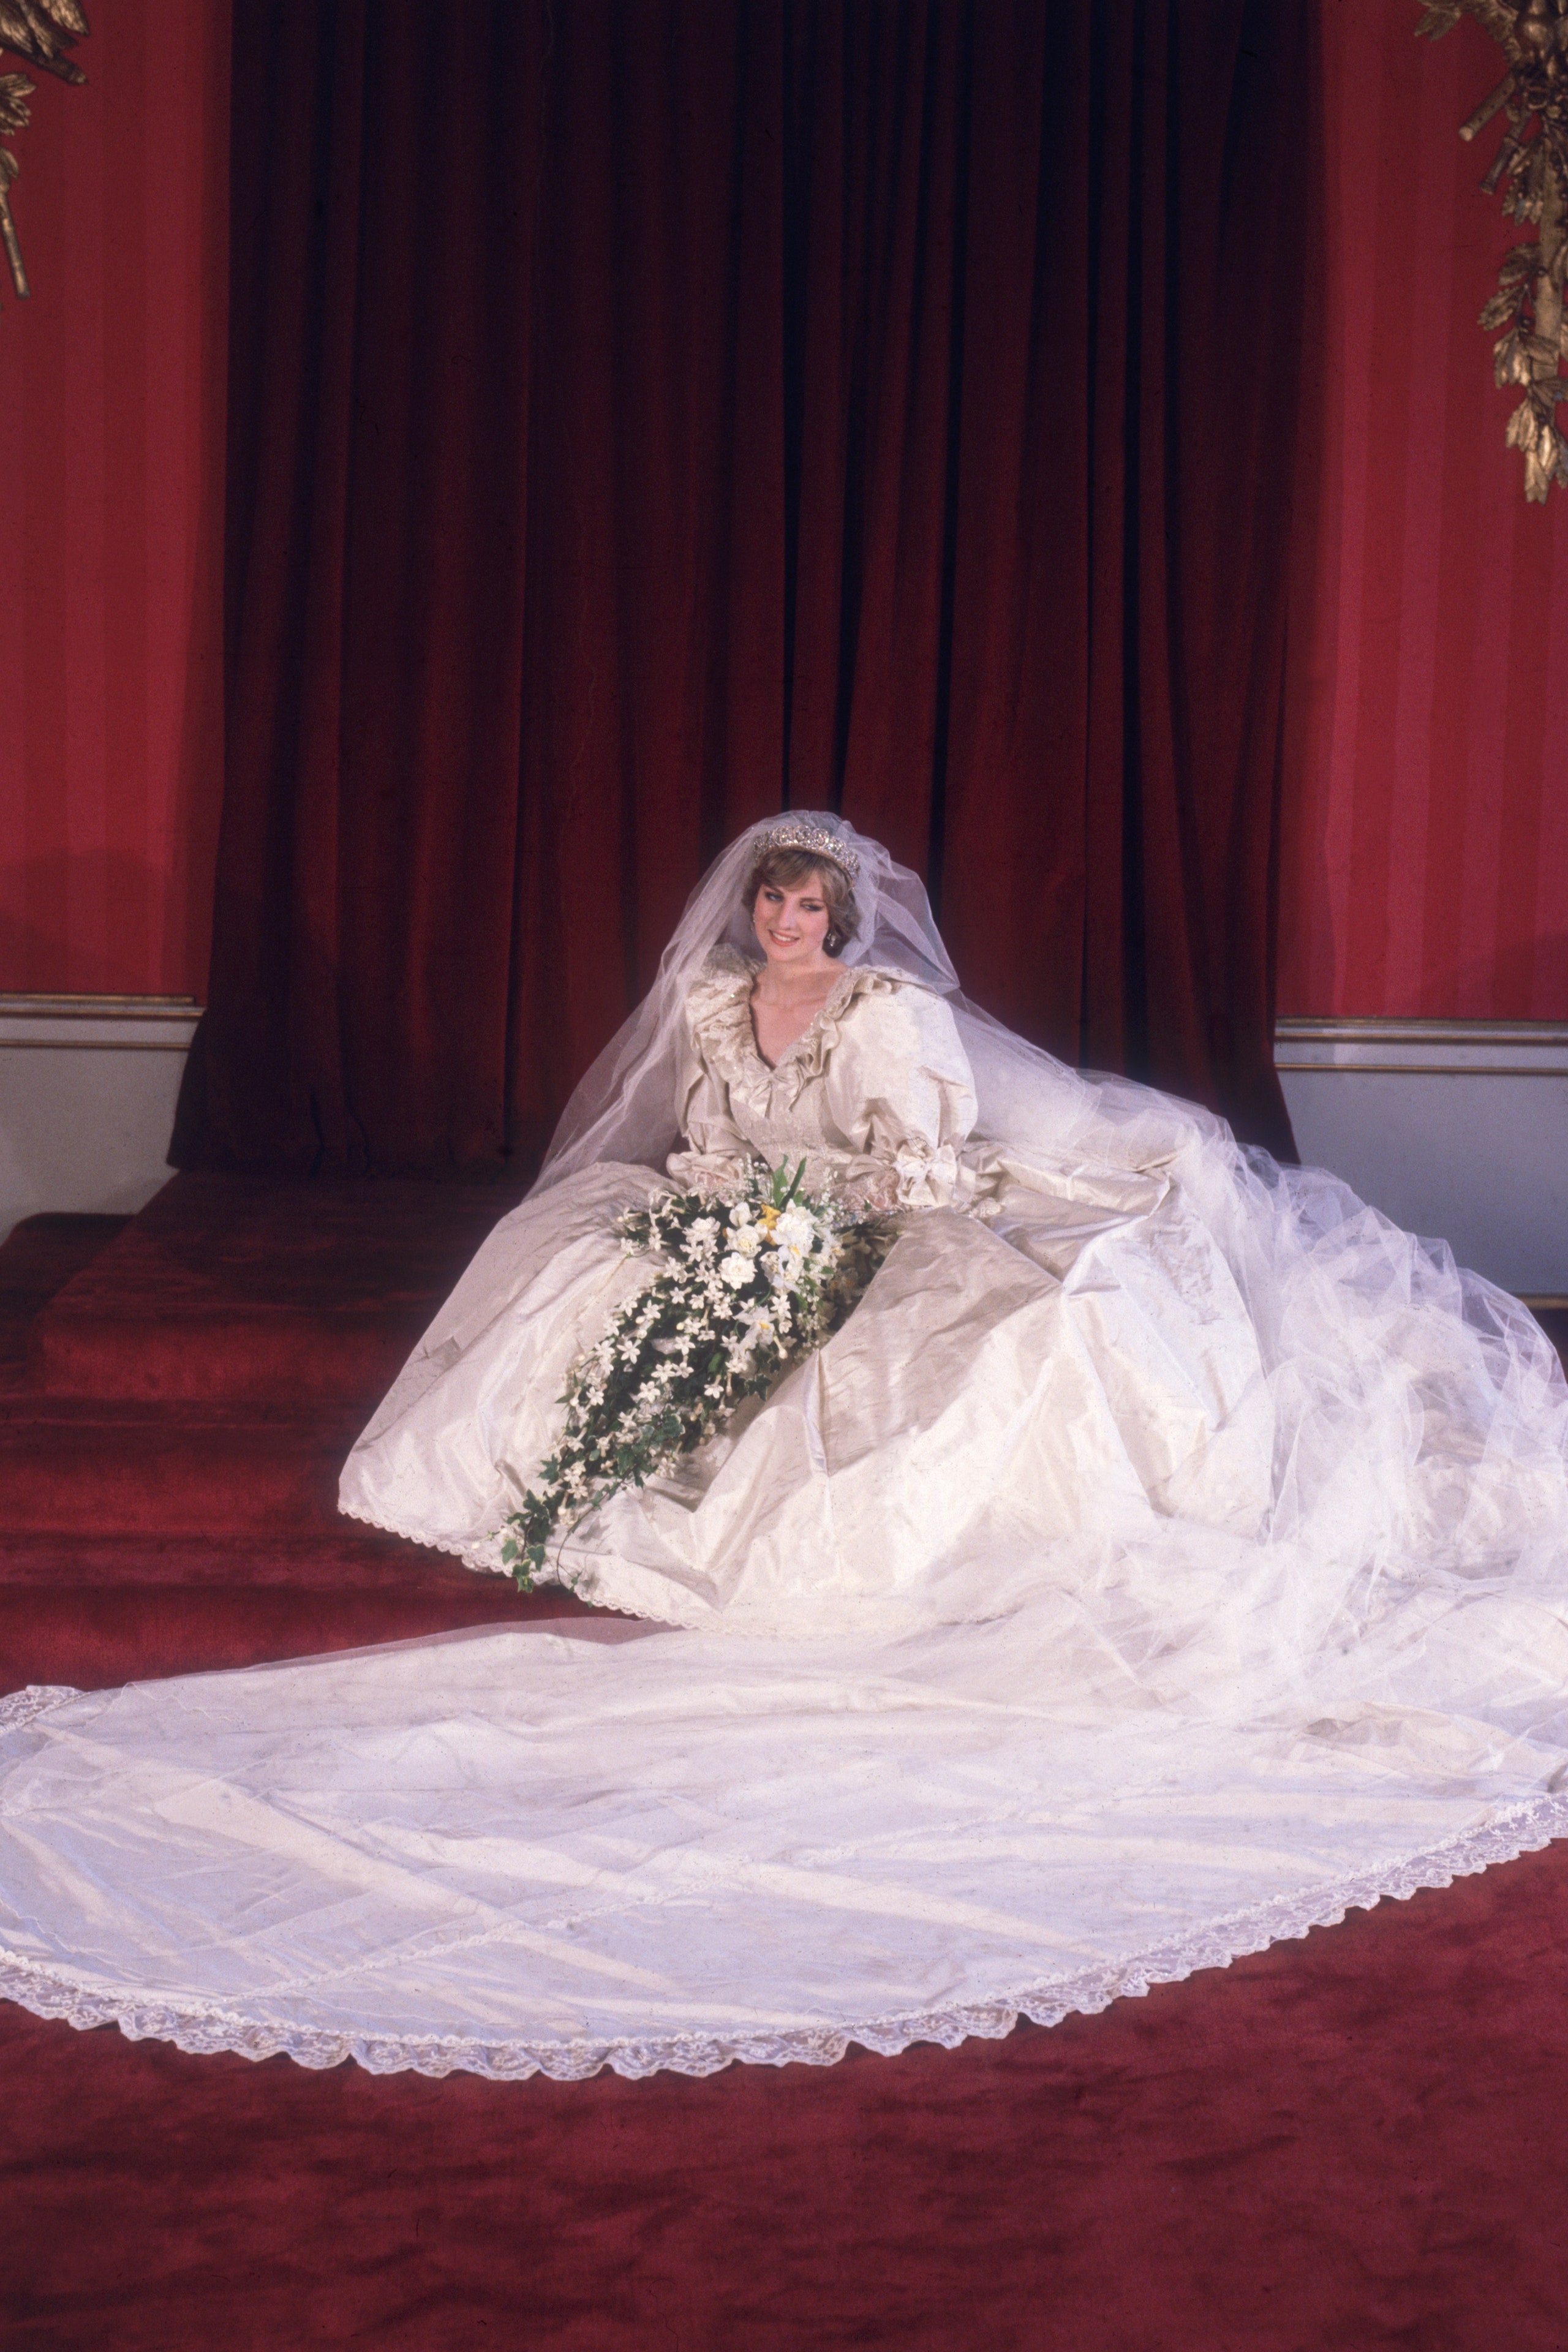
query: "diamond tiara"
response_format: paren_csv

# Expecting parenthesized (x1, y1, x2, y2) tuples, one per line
(753, 820, 861, 882)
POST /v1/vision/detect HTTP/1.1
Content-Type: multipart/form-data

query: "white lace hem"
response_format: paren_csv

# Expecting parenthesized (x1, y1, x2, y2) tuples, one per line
(3, 1683, 1563, 2084)
(334, 1496, 934, 1638)
(335, 1495, 513, 1580)
(334, 1494, 717, 1629)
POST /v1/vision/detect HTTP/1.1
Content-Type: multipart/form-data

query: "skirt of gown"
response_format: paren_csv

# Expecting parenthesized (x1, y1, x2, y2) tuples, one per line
(3, 1139, 1568, 2080)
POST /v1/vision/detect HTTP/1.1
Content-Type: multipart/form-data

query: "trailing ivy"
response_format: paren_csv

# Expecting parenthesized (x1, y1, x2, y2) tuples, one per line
(499, 1161, 899, 1591)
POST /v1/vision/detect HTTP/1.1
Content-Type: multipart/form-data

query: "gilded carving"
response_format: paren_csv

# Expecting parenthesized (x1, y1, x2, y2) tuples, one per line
(1417, 1, 1568, 497)
(0, 1, 89, 312)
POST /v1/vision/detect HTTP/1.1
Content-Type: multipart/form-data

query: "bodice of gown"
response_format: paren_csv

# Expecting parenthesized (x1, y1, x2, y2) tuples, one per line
(665, 946, 982, 1214)
(337, 933, 1568, 1648)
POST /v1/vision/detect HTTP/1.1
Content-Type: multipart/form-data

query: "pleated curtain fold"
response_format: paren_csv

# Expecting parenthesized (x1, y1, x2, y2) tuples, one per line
(190, 0, 1308, 1178)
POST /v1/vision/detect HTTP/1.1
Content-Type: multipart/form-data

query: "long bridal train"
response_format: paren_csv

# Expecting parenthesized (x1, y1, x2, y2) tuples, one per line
(2, 816, 1567, 2081)
(5, 1607, 1564, 2082)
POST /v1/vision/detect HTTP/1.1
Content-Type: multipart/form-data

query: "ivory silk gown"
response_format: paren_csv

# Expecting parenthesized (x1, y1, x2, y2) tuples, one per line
(2, 948, 1567, 2079)
(341, 948, 1281, 1627)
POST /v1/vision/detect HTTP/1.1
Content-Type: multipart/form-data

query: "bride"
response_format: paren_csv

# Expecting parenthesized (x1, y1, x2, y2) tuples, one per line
(2, 813, 1568, 2082)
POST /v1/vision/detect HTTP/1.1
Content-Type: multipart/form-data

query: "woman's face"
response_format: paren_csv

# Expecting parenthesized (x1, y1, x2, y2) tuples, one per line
(752, 872, 832, 968)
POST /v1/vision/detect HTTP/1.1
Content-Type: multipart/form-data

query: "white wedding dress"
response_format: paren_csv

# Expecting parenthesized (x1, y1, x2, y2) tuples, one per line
(3, 818, 1567, 2081)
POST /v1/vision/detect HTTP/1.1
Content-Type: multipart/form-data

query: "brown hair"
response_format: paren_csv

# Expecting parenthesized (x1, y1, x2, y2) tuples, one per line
(743, 848, 860, 957)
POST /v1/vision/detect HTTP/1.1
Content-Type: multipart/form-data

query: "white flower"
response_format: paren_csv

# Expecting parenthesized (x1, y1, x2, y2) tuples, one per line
(500, 1172, 900, 1595)
(774, 1207, 814, 1251)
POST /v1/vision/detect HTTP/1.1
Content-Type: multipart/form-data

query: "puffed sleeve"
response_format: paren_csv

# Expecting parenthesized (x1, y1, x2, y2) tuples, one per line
(812, 979, 979, 1213)
(666, 1060, 756, 1194)
(663, 965, 759, 1195)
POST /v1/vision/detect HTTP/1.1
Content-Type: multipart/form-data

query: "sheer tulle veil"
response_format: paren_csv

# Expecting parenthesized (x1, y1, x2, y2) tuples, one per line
(535, 809, 1208, 1191)
(3, 816, 1567, 2092)
(535, 810, 1568, 1625)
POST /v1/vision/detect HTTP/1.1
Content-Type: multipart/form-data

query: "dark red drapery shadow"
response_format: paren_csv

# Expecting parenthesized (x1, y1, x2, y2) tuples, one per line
(189, 0, 1307, 1179)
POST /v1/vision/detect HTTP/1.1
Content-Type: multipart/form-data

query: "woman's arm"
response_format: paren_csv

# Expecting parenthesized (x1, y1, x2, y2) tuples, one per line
(816, 984, 979, 1213)
(665, 1033, 758, 1195)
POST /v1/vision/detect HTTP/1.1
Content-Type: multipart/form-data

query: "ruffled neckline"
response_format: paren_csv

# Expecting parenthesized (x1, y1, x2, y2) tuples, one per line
(687, 944, 902, 1090)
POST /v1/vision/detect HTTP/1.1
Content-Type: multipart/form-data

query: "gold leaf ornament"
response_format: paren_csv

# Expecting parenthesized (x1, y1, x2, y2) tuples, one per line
(0, 0, 89, 313)
(1420, 0, 1568, 498)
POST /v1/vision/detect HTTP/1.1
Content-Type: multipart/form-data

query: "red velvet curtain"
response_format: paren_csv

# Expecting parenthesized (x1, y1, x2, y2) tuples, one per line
(191, 0, 1307, 1178)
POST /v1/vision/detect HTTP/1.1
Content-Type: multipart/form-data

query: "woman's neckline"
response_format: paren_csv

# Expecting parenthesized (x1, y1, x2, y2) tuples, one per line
(744, 961, 855, 1072)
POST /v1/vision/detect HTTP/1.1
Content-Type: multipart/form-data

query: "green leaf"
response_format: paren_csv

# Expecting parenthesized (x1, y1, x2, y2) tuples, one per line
(491, 1177, 892, 1597)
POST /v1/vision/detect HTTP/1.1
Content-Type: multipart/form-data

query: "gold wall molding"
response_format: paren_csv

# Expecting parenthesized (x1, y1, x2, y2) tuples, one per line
(0, 993, 201, 1052)
(1275, 1014, 1568, 1294)
(1275, 1015, 1568, 1076)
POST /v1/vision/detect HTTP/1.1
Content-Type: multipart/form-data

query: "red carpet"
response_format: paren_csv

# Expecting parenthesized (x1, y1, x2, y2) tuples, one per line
(0, 1214, 127, 1395)
(2, 1180, 1567, 2350)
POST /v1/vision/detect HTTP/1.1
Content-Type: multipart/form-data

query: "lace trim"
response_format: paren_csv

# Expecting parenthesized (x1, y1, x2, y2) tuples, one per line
(687, 948, 909, 1098)
(335, 1494, 513, 1578)
(4, 1678, 1563, 2085)
(336, 1498, 966, 1640)
(333, 1496, 720, 1629)
(0, 1685, 81, 1733)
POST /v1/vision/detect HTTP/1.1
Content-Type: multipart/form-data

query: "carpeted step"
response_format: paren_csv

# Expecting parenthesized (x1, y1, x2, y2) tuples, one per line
(0, 1524, 589, 1697)
(0, 1397, 369, 1536)
(36, 1303, 435, 1408)
(0, 1212, 130, 1393)
(30, 1170, 521, 1403)
(0, 1578, 587, 1698)
(0, 1528, 494, 1589)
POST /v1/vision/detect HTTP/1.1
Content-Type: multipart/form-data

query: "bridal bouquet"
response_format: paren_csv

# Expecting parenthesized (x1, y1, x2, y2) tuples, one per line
(499, 1162, 898, 1591)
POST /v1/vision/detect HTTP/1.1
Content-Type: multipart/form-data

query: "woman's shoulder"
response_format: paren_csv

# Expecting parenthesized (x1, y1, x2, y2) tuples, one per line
(695, 943, 758, 989)
(831, 962, 955, 1027)
(846, 966, 966, 1053)
(802, 964, 965, 1086)
(684, 946, 759, 1058)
